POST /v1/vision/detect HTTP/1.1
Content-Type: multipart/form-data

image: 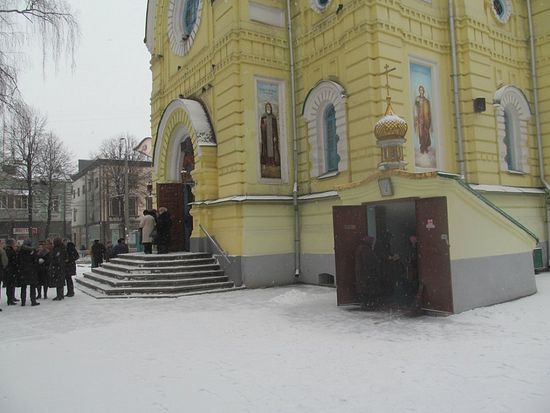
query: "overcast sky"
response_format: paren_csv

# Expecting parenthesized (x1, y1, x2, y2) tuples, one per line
(18, 0, 151, 162)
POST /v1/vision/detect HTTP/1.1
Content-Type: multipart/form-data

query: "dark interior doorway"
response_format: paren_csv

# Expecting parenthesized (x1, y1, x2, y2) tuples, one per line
(156, 137, 195, 252)
(333, 197, 453, 314)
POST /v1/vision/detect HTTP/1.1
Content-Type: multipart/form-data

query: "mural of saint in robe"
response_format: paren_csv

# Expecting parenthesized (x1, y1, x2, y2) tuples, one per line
(257, 79, 283, 179)
(260, 102, 281, 178)
(410, 62, 438, 169)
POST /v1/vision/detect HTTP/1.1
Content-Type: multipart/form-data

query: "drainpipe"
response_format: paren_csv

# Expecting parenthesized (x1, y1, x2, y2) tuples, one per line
(286, 0, 301, 278)
(527, 0, 550, 265)
(448, 0, 466, 179)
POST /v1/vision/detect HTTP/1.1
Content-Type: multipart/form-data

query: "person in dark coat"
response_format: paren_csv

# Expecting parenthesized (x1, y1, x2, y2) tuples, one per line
(156, 207, 172, 254)
(91, 240, 106, 268)
(50, 238, 67, 301)
(18, 239, 40, 306)
(65, 241, 79, 297)
(3, 239, 18, 305)
(0, 241, 8, 311)
(111, 238, 129, 259)
(36, 241, 51, 299)
(374, 231, 401, 298)
(355, 235, 382, 310)
(105, 241, 113, 262)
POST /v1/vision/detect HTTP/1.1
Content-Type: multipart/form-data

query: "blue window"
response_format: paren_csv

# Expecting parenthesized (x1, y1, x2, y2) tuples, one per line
(183, 0, 199, 34)
(324, 104, 339, 172)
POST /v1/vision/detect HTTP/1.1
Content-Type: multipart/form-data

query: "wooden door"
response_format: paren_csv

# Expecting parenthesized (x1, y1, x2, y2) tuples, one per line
(415, 197, 454, 313)
(157, 183, 185, 252)
(333, 206, 368, 306)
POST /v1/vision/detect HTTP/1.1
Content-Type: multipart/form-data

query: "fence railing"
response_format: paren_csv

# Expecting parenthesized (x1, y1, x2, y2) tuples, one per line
(199, 224, 231, 265)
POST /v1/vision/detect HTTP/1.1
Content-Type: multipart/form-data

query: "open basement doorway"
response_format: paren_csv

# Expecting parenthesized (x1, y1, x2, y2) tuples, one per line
(333, 197, 453, 314)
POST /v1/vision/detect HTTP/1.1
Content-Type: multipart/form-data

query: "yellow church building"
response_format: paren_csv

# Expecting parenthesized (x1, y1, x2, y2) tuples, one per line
(144, 0, 549, 314)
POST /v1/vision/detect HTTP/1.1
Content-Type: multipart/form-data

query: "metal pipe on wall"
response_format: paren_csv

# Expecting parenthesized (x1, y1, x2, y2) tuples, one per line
(448, 0, 466, 179)
(527, 0, 550, 266)
(286, 0, 301, 278)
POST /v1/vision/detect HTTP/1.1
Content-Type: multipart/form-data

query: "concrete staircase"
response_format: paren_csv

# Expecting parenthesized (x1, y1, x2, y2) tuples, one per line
(75, 252, 242, 298)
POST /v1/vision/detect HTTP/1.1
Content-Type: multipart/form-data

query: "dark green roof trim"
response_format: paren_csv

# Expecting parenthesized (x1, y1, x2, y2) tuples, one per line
(437, 172, 540, 243)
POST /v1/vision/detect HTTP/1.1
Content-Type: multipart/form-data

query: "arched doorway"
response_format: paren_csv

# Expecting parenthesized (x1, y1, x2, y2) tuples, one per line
(157, 136, 195, 252)
(152, 98, 215, 252)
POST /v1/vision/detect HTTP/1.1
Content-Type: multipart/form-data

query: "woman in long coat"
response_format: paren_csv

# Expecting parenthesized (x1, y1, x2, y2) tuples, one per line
(36, 241, 51, 299)
(50, 238, 67, 301)
(139, 210, 156, 254)
(65, 241, 79, 297)
(18, 239, 39, 306)
(3, 239, 18, 305)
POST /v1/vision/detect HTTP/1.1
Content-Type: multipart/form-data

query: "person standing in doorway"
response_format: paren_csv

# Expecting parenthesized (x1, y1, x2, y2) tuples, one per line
(140, 210, 156, 254)
(355, 235, 381, 310)
(156, 207, 172, 254)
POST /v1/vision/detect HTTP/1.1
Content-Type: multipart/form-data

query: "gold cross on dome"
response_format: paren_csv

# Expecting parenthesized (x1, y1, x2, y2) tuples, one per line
(380, 64, 396, 97)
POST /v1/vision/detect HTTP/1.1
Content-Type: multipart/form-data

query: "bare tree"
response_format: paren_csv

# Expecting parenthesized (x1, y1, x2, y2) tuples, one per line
(0, 0, 79, 110)
(5, 100, 45, 239)
(94, 133, 151, 236)
(35, 131, 73, 237)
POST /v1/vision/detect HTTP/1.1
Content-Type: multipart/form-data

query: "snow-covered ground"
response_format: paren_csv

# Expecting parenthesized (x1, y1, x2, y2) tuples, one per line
(1, 267, 549, 413)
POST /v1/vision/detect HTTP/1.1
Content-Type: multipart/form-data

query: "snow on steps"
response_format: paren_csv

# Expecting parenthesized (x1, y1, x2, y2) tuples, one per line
(76, 252, 244, 299)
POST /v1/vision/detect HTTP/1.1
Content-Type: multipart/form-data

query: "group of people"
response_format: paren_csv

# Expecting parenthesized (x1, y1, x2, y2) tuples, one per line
(140, 207, 172, 254)
(89, 238, 129, 268)
(0, 238, 80, 310)
(355, 231, 420, 311)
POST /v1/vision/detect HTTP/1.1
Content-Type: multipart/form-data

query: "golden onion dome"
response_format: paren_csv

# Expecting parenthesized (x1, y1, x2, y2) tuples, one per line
(374, 96, 408, 141)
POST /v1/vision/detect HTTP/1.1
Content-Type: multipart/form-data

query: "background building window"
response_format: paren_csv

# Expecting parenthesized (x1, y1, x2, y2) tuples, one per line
(129, 198, 138, 217)
(110, 197, 122, 217)
(51, 196, 60, 213)
(110, 197, 138, 217)
(14, 195, 27, 209)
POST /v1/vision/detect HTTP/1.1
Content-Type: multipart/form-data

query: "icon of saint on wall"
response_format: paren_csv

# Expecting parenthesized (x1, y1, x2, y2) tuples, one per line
(414, 85, 432, 154)
(260, 102, 281, 178)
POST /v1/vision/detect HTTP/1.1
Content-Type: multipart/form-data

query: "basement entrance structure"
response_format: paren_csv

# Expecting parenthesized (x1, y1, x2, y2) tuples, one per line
(333, 197, 453, 314)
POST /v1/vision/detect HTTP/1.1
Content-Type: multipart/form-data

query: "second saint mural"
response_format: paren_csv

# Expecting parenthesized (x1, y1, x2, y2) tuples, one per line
(256, 79, 283, 179)
(410, 61, 438, 170)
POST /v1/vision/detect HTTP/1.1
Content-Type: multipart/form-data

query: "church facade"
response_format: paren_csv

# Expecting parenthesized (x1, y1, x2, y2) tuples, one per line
(145, 0, 549, 313)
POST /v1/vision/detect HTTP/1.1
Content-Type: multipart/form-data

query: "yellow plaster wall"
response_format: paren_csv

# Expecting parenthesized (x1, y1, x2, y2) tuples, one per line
(149, 0, 548, 261)
(195, 202, 294, 256)
(482, 192, 547, 243)
(151, 0, 549, 196)
(335, 173, 536, 261)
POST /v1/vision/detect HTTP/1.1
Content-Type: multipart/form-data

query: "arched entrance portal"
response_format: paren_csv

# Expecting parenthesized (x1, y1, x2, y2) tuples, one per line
(157, 137, 195, 251)
(153, 98, 216, 252)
